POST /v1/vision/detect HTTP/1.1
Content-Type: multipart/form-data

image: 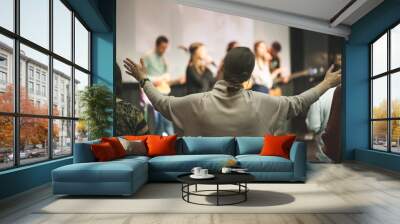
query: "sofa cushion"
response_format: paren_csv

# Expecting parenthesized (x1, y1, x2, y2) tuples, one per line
(74, 140, 100, 163)
(115, 155, 150, 164)
(53, 158, 147, 183)
(236, 155, 293, 172)
(178, 137, 235, 155)
(149, 154, 235, 172)
(236, 137, 263, 155)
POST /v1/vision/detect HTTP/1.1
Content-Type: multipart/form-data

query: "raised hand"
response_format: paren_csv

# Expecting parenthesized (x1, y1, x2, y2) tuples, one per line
(123, 58, 148, 81)
(323, 64, 341, 88)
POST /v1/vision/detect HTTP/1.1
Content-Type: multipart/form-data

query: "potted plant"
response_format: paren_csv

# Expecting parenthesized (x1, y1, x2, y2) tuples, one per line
(79, 84, 113, 140)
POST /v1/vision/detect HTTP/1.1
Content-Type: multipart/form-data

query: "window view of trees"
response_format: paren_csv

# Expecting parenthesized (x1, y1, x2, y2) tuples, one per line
(392, 119, 400, 153)
(0, 115, 13, 169)
(372, 100, 400, 152)
(371, 23, 400, 153)
(0, 86, 62, 168)
(0, 0, 90, 170)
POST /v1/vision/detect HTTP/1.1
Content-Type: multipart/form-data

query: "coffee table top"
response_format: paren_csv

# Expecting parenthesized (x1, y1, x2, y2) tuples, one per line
(177, 172, 255, 185)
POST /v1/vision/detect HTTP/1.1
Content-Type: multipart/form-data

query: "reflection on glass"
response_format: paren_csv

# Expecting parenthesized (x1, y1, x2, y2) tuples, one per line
(391, 24, 400, 70)
(20, 117, 49, 165)
(372, 121, 388, 151)
(20, 0, 49, 49)
(53, 59, 72, 117)
(391, 72, 400, 118)
(20, 44, 49, 115)
(74, 18, 89, 70)
(391, 120, 400, 153)
(372, 33, 387, 76)
(75, 120, 88, 143)
(53, 119, 72, 157)
(372, 77, 387, 119)
(53, 0, 72, 60)
(0, 116, 13, 170)
(0, 0, 14, 31)
(0, 34, 14, 112)
(74, 69, 89, 118)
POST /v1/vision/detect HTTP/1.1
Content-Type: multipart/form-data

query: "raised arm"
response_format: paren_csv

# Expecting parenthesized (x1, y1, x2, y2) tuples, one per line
(282, 65, 341, 119)
(123, 58, 175, 120)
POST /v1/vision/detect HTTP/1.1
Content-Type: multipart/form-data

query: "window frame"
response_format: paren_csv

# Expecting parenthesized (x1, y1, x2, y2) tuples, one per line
(0, 0, 92, 171)
(370, 20, 400, 154)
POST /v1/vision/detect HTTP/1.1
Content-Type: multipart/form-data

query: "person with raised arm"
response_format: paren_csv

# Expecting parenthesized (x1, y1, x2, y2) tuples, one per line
(124, 47, 341, 137)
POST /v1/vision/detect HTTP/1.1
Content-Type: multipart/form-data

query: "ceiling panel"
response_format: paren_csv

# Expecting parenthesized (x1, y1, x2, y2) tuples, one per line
(177, 0, 383, 37)
(225, 0, 351, 21)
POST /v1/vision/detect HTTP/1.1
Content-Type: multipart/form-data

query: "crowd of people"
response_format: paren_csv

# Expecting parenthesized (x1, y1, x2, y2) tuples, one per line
(139, 35, 292, 135)
(116, 35, 342, 162)
(123, 43, 341, 137)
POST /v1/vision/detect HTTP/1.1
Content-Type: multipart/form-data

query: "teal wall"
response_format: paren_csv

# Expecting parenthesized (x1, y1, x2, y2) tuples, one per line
(0, 158, 72, 199)
(355, 149, 400, 172)
(344, 0, 400, 171)
(0, 0, 116, 200)
(91, 0, 116, 135)
(92, 33, 115, 87)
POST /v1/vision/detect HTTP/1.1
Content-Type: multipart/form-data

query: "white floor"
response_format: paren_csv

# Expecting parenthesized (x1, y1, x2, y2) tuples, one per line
(1, 162, 400, 224)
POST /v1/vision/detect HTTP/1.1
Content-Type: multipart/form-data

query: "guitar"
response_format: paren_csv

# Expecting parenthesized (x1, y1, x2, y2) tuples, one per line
(272, 67, 323, 86)
(154, 74, 187, 95)
(243, 67, 323, 92)
(141, 78, 171, 107)
(155, 80, 172, 95)
(270, 67, 324, 96)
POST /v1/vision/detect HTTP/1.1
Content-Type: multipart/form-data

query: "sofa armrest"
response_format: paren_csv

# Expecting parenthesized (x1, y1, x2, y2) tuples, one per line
(289, 141, 307, 182)
(73, 140, 99, 163)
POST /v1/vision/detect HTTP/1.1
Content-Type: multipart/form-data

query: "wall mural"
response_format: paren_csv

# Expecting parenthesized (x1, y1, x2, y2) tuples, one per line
(115, 0, 343, 163)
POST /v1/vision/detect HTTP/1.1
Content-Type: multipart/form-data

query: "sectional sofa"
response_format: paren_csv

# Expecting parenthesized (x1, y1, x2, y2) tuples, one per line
(52, 137, 307, 196)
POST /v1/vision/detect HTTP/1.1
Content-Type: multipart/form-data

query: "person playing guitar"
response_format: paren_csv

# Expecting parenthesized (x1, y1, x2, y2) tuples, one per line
(141, 35, 175, 135)
(246, 40, 323, 96)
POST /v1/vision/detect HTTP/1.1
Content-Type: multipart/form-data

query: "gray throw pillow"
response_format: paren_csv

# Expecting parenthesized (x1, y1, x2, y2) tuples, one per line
(118, 137, 147, 156)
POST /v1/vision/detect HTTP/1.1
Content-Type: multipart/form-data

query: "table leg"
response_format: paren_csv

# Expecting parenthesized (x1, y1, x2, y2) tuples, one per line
(181, 184, 183, 199)
(245, 183, 247, 201)
(187, 184, 190, 202)
(217, 184, 219, 206)
(195, 184, 198, 192)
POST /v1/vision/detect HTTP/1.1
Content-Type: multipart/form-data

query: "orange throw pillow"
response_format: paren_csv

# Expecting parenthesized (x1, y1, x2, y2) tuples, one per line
(91, 142, 117, 162)
(146, 135, 177, 157)
(260, 135, 296, 159)
(124, 135, 149, 142)
(101, 137, 126, 158)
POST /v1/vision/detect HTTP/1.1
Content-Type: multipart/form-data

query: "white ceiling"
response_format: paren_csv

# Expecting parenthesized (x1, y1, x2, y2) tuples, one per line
(177, 0, 384, 38)
(226, 0, 353, 23)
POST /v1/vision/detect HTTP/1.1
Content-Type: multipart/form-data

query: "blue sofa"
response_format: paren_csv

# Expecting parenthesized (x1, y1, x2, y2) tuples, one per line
(52, 137, 306, 196)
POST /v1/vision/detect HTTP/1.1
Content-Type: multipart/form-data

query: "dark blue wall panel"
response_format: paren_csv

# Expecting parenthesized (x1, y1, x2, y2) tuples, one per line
(345, 0, 400, 171)
(355, 149, 400, 172)
(65, 0, 110, 32)
(91, 0, 116, 135)
(343, 44, 369, 160)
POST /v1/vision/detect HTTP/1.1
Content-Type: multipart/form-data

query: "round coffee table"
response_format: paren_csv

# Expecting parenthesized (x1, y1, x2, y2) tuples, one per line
(177, 173, 255, 206)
